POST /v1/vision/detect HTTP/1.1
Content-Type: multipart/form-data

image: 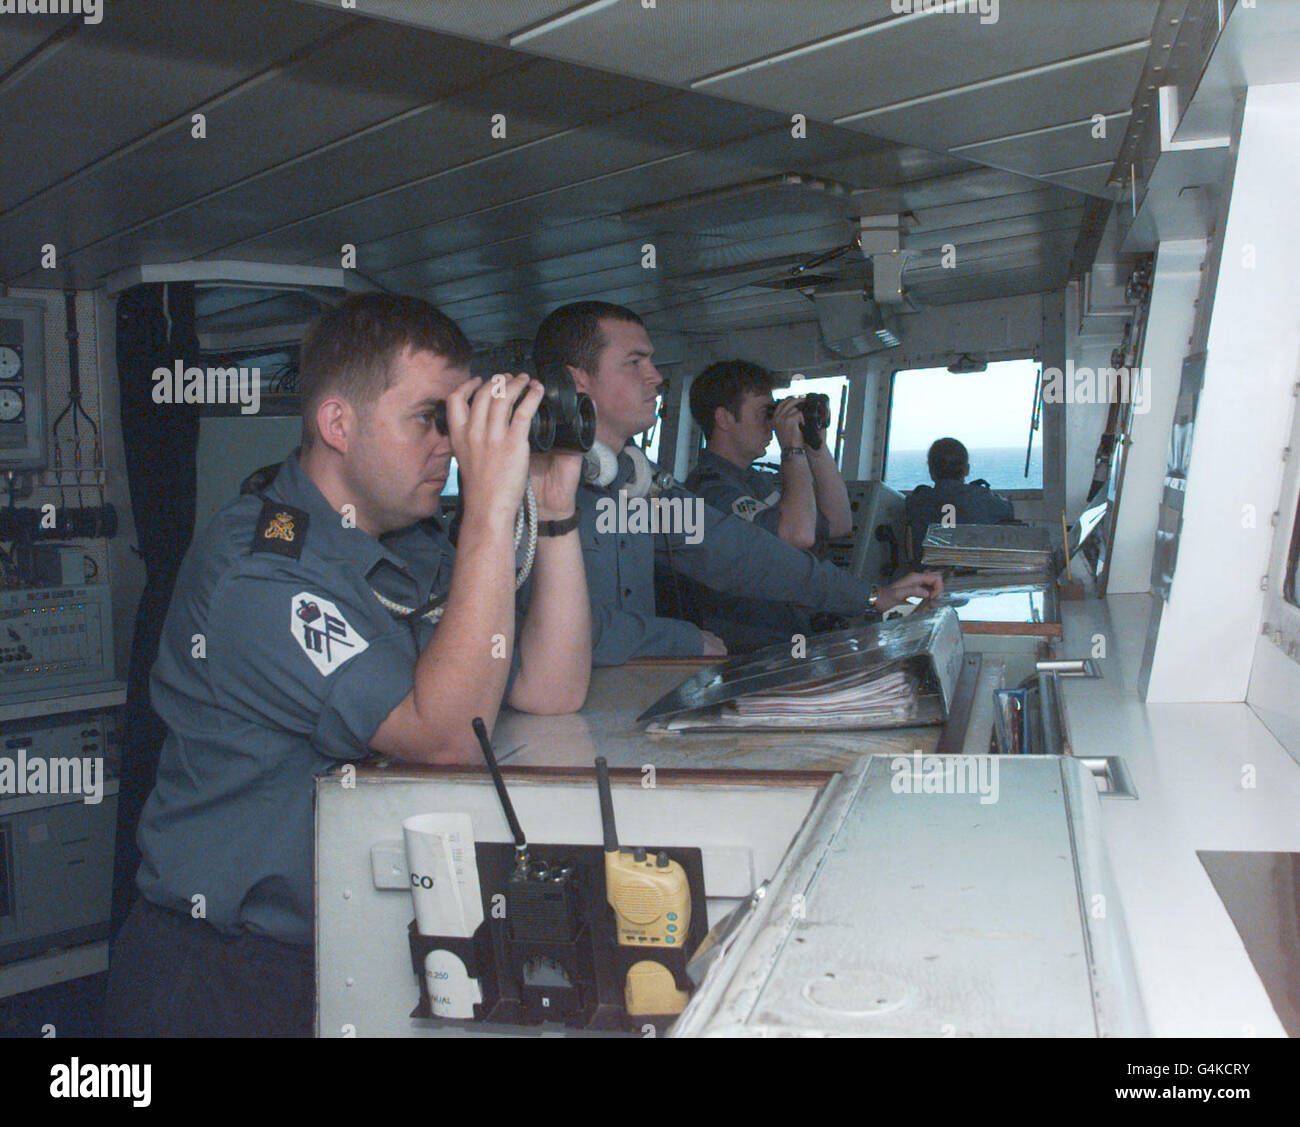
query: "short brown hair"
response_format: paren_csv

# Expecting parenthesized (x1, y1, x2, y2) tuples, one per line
(298, 294, 472, 447)
(532, 301, 644, 380)
(689, 359, 775, 438)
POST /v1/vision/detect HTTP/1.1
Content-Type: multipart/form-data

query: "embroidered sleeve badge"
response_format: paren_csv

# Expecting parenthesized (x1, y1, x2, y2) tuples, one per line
(291, 592, 370, 676)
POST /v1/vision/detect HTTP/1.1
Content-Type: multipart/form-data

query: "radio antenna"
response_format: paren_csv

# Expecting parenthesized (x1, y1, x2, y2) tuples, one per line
(594, 756, 620, 854)
(473, 717, 528, 872)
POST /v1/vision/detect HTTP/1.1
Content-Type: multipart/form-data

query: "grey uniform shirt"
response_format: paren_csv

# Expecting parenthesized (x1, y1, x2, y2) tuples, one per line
(578, 450, 871, 666)
(685, 449, 830, 542)
(137, 453, 454, 947)
(683, 450, 837, 651)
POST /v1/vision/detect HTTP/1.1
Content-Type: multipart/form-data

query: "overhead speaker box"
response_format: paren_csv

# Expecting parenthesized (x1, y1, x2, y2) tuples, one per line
(813, 289, 901, 358)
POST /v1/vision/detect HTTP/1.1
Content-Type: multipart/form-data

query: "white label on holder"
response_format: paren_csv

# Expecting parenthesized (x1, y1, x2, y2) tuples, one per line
(424, 950, 482, 1020)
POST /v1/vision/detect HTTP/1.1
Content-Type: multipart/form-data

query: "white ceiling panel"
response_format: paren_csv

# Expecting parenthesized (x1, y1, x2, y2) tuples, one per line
(842, 47, 1147, 152)
(204, 70, 675, 245)
(503, 0, 897, 87)
(232, 105, 881, 271)
(1, 24, 518, 273)
(387, 211, 855, 309)
(9, 61, 675, 285)
(0, 0, 348, 211)
(908, 237, 1077, 280)
(952, 114, 1129, 179)
(696, 1, 1160, 122)
(1, 0, 1156, 341)
(642, 290, 819, 334)
(217, 112, 711, 264)
(804, 146, 966, 194)
(448, 275, 702, 338)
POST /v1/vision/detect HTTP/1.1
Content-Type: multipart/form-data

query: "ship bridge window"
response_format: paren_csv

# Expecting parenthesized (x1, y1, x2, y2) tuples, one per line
(883, 360, 1043, 493)
(634, 412, 663, 465)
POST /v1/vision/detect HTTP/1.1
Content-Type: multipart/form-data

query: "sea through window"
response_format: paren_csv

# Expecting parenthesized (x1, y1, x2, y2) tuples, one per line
(883, 360, 1043, 491)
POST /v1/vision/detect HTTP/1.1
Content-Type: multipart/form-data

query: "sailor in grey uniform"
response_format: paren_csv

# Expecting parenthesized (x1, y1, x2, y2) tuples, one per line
(578, 448, 871, 665)
(106, 294, 590, 1038)
(106, 453, 460, 1035)
(534, 300, 942, 667)
(687, 448, 830, 543)
(682, 448, 834, 651)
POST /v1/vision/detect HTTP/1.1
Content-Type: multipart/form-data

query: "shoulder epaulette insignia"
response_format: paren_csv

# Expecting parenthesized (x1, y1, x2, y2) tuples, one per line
(970, 478, 992, 489)
(253, 499, 309, 559)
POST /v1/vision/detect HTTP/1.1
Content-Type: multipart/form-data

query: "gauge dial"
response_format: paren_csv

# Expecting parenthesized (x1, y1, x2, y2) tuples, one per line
(0, 387, 23, 422)
(0, 345, 20, 381)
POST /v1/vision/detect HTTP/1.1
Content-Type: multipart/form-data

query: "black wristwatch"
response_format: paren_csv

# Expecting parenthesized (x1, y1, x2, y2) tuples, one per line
(538, 512, 580, 537)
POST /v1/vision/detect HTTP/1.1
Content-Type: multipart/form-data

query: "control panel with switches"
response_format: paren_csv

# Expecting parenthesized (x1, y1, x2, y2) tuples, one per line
(0, 586, 114, 698)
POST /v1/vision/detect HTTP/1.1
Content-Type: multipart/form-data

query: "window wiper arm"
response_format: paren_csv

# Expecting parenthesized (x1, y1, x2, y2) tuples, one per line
(1024, 366, 1043, 478)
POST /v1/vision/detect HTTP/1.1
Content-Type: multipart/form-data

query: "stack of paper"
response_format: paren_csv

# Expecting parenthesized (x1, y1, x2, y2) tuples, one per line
(921, 524, 1053, 572)
(638, 607, 964, 733)
(727, 669, 925, 727)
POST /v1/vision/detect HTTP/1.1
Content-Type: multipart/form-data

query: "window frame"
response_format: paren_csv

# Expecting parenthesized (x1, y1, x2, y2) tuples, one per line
(878, 357, 1046, 499)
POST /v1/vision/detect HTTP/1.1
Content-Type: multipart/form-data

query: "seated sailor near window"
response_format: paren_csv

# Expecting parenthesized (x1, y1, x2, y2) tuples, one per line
(104, 294, 590, 1037)
(531, 300, 942, 665)
(682, 360, 858, 651)
(905, 436, 1018, 560)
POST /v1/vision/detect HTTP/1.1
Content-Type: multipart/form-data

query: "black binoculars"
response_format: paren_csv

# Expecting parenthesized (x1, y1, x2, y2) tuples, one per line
(775, 391, 831, 450)
(432, 368, 596, 453)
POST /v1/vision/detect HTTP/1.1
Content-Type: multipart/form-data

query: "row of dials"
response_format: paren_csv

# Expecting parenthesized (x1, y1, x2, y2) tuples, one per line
(0, 346, 25, 422)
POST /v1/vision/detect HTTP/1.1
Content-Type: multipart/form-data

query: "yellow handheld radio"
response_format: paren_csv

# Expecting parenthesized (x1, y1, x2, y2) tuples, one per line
(595, 757, 692, 1016)
(594, 757, 691, 948)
